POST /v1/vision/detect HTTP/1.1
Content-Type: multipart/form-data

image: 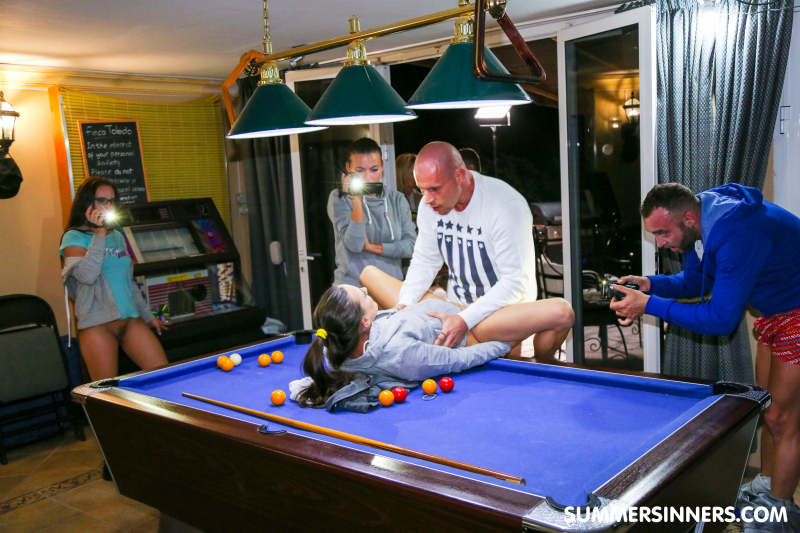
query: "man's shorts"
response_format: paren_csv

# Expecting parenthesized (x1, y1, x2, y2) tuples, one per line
(754, 307, 800, 364)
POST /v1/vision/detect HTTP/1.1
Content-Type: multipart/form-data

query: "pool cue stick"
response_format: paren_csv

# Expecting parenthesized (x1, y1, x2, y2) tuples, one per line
(182, 392, 525, 485)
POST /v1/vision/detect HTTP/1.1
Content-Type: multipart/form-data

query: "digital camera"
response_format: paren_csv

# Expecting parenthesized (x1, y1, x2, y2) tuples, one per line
(600, 280, 639, 300)
(85, 211, 119, 230)
(338, 174, 384, 197)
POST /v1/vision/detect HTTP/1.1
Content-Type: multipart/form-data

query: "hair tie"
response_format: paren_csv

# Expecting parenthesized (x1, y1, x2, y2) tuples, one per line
(316, 328, 327, 340)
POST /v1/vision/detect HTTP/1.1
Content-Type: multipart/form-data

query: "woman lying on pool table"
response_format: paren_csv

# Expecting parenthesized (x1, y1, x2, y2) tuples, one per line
(297, 280, 574, 408)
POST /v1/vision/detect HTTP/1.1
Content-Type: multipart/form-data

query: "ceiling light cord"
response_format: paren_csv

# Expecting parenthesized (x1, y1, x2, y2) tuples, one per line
(263, 0, 271, 55)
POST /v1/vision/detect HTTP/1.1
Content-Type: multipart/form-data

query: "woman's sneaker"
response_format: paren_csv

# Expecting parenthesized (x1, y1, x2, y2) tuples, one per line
(741, 491, 800, 533)
(738, 474, 772, 512)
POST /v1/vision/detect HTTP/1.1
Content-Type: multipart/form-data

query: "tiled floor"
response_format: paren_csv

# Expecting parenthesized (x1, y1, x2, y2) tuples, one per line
(0, 427, 159, 533)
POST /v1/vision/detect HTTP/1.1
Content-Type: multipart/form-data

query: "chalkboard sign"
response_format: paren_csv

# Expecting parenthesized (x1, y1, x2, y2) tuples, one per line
(77, 119, 149, 204)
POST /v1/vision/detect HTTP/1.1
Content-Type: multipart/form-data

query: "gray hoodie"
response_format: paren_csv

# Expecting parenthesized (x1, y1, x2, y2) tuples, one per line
(327, 188, 416, 287)
(340, 299, 511, 382)
(61, 232, 154, 331)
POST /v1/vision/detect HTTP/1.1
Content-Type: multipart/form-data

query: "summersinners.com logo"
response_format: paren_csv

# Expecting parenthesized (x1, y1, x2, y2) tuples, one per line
(563, 505, 789, 525)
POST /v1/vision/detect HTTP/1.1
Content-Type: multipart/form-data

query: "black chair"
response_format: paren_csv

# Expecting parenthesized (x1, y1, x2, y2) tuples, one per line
(0, 295, 85, 465)
(534, 228, 631, 365)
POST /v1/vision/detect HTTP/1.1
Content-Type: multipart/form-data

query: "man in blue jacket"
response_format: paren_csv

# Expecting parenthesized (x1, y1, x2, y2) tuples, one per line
(611, 183, 800, 531)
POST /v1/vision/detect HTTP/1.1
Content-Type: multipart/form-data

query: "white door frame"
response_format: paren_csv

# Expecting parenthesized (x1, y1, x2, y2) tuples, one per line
(557, 7, 660, 372)
(285, 67, 390, 327)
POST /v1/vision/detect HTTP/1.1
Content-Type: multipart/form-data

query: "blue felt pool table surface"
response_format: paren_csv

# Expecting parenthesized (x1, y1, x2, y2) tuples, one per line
(118, 336, 719, 507)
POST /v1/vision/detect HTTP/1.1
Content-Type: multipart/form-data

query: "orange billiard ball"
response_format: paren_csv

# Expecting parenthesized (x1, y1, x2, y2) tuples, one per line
(271, 390, 286, 406)
(422, 379, 437, 395)
(258, 354, 272, 367)
(217, 356, 228, 368)
(378, 390, 395, 406)
(271, 351, 284, 364)
(219, 357, 234, 372)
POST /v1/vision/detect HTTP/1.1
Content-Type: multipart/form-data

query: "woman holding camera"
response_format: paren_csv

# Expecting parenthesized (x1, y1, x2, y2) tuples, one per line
(60, 177, 168, 381)
(327, 138, 416, 288)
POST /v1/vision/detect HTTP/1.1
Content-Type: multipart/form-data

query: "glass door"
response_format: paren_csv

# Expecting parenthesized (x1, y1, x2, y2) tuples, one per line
(285, 67, 391, 327)
(557, 7, 660, 371)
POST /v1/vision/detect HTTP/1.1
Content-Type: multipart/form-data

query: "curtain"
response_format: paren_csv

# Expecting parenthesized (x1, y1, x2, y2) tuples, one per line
(228, 76, 304, 331)
(654, 0, 794, 382)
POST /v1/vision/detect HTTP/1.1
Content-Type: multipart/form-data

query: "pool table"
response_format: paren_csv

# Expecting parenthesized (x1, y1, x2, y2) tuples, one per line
(73, 334, 768, 533)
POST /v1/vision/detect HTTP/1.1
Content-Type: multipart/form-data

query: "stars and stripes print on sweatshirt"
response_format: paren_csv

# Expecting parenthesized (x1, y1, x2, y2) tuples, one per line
(436, 218, 498, 305)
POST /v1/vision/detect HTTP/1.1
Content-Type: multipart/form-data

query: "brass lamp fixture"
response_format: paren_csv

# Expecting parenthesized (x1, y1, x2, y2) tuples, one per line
(304, 17, 417, 126)
(221, 1, 547, 132)
(406, 3, 530, 110)
(226, 0, 327, 138)
(0, 91, 20, 157)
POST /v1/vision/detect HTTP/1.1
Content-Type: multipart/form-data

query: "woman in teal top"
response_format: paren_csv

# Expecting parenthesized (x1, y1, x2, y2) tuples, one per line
(60, 177, 167, 381)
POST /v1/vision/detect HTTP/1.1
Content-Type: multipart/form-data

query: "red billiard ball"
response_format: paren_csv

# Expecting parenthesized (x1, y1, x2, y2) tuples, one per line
(392, 387, 408, 403)
(439, 377, 454, 393)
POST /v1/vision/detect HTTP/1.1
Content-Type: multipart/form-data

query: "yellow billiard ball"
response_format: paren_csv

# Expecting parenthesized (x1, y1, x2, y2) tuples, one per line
(271, 351, 284, 364)
(258, 354, 271, 367)
(422, 379, 437, 395)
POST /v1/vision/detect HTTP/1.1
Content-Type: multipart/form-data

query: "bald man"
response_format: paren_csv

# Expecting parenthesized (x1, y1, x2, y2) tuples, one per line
(396, 141, 537, 347)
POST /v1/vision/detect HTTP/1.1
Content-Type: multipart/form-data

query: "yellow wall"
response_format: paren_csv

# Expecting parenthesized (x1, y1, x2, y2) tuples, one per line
(0, 67, 227, 335)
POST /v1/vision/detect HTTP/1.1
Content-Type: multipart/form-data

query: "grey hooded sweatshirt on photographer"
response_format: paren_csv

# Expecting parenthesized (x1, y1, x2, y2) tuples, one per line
(327, 187, 417, 287)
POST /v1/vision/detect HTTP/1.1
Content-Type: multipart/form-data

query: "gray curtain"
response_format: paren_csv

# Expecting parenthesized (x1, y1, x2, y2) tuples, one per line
(228, 76, 304, 331)
(654, 0, 793, 381)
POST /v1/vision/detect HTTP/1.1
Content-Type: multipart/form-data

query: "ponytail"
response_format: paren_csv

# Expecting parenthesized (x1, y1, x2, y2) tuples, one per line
(298, 286, 363, 408)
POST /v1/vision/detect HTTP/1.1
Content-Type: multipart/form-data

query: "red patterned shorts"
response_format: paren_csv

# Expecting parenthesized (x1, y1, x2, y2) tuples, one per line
(754, 307, 800, 364)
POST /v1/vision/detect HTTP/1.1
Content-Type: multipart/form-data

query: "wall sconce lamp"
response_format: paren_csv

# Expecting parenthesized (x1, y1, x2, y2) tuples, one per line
(623, 91, 640, 125)
(0, 91, 23, 199)
(0, 91, 20, 157)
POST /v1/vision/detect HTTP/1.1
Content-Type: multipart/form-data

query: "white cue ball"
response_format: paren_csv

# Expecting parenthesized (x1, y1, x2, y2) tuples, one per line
(229, 353, 242, 366)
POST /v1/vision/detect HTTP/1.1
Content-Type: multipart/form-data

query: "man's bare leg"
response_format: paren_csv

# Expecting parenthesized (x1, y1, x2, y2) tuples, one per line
(470, 299, 574, 359)
(764, 353, 800, 500)
(756, 343, 774, 477)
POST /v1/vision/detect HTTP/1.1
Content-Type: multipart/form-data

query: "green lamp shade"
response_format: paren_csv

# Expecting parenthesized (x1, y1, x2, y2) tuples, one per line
(227, 83, 326, 139)
(406, 42, 531, 110)
(305, 65, 417, 126)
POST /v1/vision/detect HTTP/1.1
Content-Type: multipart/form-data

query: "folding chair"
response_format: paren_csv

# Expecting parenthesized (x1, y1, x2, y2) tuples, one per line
(0, 294, 85, 465)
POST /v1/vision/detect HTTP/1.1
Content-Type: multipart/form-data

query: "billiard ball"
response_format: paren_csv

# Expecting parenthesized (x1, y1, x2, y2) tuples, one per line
(258, 354, 271, 367)
(216, 356, 227, 369)
(219, 357, 234, 372)
(422, 379, 437, 395)
(229, 353, 242, 367)
(271, 390, 286, 406)
(379, 390, 395, 406)
(439, 377, 454, 393)
(271, 351, 284, 364)
(392, 387, 407, 403)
